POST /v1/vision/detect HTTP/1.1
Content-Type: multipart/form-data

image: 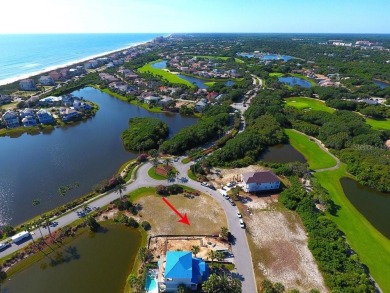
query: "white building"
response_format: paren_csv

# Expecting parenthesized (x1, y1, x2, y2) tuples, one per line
(19, 79, 36, 91)
(241, 171, 280, 192)
(39, 75, 55, 86)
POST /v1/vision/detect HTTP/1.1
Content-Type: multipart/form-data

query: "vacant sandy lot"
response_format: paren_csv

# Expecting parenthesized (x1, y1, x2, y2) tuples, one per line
(209, 165, 266, 187)
(149, 236, 230, 261)
(135, 193, 227, 235)
(243, 197, 327, 292)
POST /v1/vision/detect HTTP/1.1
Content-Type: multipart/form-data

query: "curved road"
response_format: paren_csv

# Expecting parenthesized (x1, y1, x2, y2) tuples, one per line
(1, 160, 257, 293)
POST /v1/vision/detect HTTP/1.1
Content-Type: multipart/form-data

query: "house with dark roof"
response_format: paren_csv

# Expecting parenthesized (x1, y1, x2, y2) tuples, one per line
(241, 171, 280, 192)
(158, 251, 209, 292)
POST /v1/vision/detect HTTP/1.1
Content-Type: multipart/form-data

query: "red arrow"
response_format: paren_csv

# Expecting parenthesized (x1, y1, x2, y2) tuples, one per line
(162, 197, 190, 225)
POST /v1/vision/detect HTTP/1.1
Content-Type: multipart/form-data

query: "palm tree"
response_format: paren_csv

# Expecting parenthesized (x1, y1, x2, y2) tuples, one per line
(207, 250, 216, 268)
(115, 183, 126, 200)
(191, 245, 200, 257)
(42, 214, 53, 239)
(215, 251, 225, 267)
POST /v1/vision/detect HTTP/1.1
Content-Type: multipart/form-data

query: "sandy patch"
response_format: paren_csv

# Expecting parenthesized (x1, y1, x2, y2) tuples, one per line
(246, 209, 327, 292)
(149, 236, 230, 261)
(208, 165, 266, 187)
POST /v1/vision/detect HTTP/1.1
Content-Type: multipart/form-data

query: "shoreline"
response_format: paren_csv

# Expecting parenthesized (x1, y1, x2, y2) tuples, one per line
(0, 34, 171, 87)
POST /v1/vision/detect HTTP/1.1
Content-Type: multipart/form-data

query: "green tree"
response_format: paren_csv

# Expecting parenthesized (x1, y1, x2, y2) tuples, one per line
(2, 225, 15, 237)
(191, 245, 200, 257)
(115, 183, 126, 200)
(207, 250, 217, 268)
(177, 284, 192, 293)
(220, 226, 229, 241)
(128, 274, 143, 293)
(202, 274, 242, 293)
(85, 216, 100, 232)
(215, 251, 225, 267)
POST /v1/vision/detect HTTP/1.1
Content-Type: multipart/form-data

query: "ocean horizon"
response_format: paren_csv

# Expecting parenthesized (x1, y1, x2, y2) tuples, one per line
(0, 33, 165, 86)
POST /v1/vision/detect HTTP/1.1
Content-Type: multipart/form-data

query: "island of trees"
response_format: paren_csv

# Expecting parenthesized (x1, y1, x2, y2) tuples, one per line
(121, 117, 169, 151)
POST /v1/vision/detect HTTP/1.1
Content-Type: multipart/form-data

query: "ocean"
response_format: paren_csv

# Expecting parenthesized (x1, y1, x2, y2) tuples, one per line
(0, 33, 164, 85)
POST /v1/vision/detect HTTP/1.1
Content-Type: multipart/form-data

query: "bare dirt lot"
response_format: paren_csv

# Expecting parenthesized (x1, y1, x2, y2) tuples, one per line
(148, 236, 230, 261)
(135, 193, 227, 235)
(243, 197, 327, 292)
(208, 165, 266, 187)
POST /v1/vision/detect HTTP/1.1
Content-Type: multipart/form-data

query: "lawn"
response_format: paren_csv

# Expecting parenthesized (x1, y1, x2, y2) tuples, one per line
(285, 129, 337, 170)
(365, 118, 390, 130)
(285, 97, 335, 113)
(269, 72, 284, 77)
(138, 60, 195, 88)
(315, 166, 390, 292)
(135, 193, 227, 235)
(147, 165, 178, 180)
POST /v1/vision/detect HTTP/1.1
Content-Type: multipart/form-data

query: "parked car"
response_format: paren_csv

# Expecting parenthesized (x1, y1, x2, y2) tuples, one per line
(208, 184, 216, 190)
(239, 219, 245, 229)
(237, 211, 242, 218)
(227, 182, 235, 188)
(0, 242, 10, 251)
(201, 182, 207, 186)
(229, 199, 236, 206)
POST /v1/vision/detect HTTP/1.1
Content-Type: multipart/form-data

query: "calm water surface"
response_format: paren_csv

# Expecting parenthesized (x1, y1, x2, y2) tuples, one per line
(279, 76, 312, 88)
(373, 80, 389, 89)
(260, 144, 306, 163)
(2, 224, 141, 293)
(0, 87, 197, 226)
(341, 177, 390, 239)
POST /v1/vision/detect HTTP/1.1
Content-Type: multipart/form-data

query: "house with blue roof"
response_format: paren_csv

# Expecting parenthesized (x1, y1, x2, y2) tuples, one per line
(158, 251, 209, 292)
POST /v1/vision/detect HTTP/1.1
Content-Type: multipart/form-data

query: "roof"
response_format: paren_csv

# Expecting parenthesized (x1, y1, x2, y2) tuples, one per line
(191, 258, 210, 283)
(165, 251, 192, 279)
(242, 171, 280, 184)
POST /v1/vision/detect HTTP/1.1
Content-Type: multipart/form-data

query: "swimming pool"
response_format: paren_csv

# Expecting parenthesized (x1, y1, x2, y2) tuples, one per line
(145, 272, 158, 293)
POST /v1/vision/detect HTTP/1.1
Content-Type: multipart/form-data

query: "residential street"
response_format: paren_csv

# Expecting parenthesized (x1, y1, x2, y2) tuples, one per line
(1, 160, 257, 293)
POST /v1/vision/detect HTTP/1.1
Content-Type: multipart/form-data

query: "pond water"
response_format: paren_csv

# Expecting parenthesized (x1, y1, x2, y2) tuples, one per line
(0, 87, 197, 226)
(373, 80, 390, 89)
(151, 60, 167, 69)
(238, 53, 293, 61)
(2, 224, 141, 293)
(279, 76, 312, 88)
(260, 144, 306, 164)
(177, 74, 208, 89)
(341, 177, 390, 239)
(225, 80, 235, 87)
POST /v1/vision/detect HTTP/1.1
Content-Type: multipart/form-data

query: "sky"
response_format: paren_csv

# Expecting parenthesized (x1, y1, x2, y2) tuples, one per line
(0, 0, 389, 34)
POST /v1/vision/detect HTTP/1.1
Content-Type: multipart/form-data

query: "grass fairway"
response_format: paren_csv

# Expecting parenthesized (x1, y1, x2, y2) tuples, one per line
(365, 118, 390, 130)
(315, 166, 390, 292)
(285, 129, 336, 170)
(138, 60, 195, 88)
(269, 72, 284, 77)
(285, 97, 335, 113)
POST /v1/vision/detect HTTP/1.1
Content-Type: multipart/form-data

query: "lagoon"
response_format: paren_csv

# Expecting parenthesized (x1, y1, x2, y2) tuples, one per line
(260, 144, 306, 164)
(2, 224, 141, 293)
(279, 76, 312, 88)
(341, 177, 390, 239)
(0, 87, 197, 226)
(373, 80, 390, 89)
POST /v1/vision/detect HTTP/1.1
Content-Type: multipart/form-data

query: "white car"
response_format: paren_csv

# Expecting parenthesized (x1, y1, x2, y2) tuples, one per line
(239, 219, 245, 229)
(237, 211, 242, 218)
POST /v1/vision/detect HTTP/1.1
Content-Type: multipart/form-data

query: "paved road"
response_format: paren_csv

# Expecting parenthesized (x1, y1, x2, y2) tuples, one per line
(1, 160, 257, 293)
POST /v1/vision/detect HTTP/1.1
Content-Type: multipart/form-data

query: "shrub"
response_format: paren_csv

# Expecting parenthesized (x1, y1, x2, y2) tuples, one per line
(141, 221, 151, 231)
